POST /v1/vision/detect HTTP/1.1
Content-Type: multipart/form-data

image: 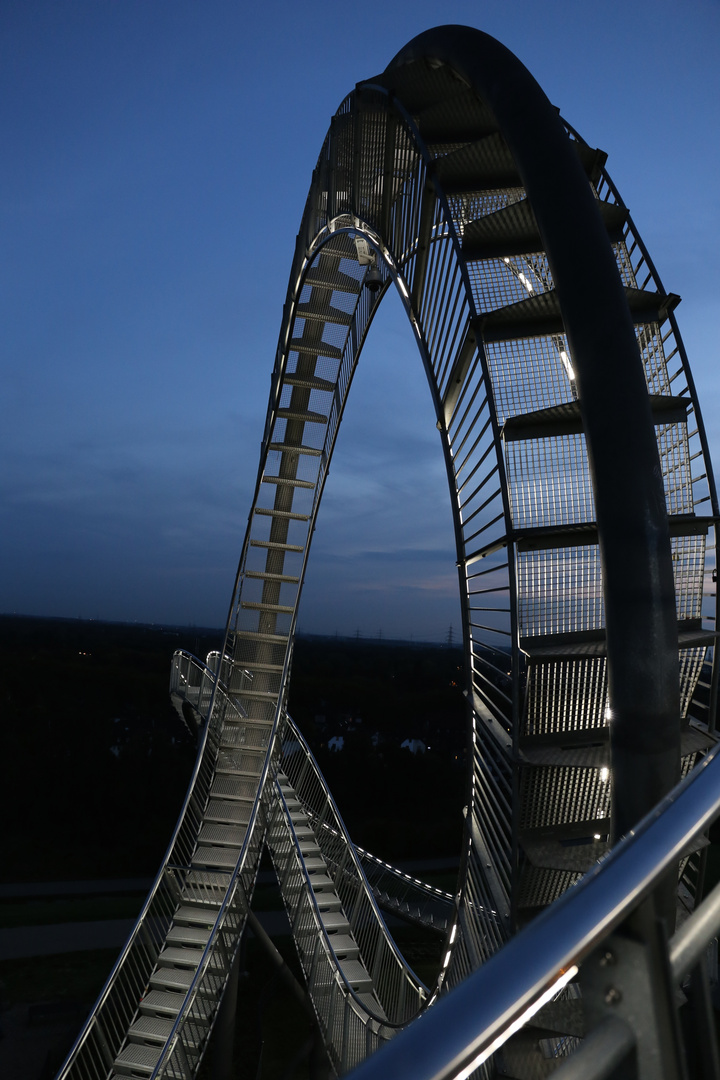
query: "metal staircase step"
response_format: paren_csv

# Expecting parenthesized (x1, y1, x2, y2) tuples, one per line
(268, 441, 323, 456)
(210, 775, 259, 801)
(521, 619, 716, 661)
(150, 967, 205, 995)
(295, 304, 353, 328)
(192, 846, 240, 871)
(303, 267, 361, 293)
(174, 904, 220, 927)
(127, 1014, 175, 1045)
(480, 287, 679, 344)
(337, 959, 373, 994)
(197, 823, 246, 847)
(260, 475, 315, 491)
(276, 405, 330, 423)
(139, 989, 213, 1022)
(166, 924, 212, 949)
(254, 506, 311, 521)
(216, 750, 263, 776)
(302, 857, 328, 873)
(220, 724, 271, 749)
(241, 599, 295, 613)
(159, 945, 205, 968)
(325, 933, 360, 960)
(433, 132, 521, 193)
(319, 909, 351, 932)
(462, 196, 626, 260)
(127, 1013, 206, 1051)
(288, 340, 343, 361)
(250, 539, 304, 553)
(503, 394, 690, 442)
(113, 1042, 164, 1077)
(298, 841, 322, 858)
(205, 799, 253, 825)
(245, 569, 301, 582)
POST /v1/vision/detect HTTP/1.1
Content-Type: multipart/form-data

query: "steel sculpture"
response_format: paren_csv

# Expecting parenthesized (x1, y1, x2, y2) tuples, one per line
(56, 24, 718, 1080)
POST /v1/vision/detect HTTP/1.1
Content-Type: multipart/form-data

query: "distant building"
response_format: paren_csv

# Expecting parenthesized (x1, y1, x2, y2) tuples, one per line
(400, 738, 426, 755)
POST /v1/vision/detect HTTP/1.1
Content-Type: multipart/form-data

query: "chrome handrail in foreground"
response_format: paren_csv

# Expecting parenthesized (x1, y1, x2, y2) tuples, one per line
(346, 742, 720, 1080)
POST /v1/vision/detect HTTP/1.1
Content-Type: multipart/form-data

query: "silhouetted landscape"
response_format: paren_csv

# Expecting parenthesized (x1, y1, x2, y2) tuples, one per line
(1, 615, 467, 885)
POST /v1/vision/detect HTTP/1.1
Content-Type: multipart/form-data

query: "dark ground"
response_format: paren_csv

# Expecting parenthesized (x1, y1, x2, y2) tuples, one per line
(0, 615, 466, 884)
(0, 615, 459, 1079)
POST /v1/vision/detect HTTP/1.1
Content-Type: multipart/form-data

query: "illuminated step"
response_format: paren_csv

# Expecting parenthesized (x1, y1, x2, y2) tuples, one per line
(520, 619, 716, 661)
(520, 725, 713, 766)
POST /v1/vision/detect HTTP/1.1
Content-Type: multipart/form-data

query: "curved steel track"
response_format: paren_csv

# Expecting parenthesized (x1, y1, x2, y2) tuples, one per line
(57, 24, 717, 1080)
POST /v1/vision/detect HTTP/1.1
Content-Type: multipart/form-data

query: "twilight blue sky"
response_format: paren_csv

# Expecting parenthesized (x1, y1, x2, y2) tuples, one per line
(2, 0, 719, 641)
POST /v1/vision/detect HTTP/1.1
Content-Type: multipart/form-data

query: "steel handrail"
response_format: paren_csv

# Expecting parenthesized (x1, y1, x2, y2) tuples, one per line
(56, 650, 226, 1080)
(270, 775, 422, 1027)
(150, 648, 294, 1078)
(279, 714, 434, 995)
(346, 740, 720, 1080)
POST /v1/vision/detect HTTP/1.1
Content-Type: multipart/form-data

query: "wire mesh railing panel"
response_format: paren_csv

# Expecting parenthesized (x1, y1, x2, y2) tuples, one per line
(523, 659, 608, 737)
(517, 545, 603, 638)
(506, 433, 593, 529)
(519, 766, 612, 832)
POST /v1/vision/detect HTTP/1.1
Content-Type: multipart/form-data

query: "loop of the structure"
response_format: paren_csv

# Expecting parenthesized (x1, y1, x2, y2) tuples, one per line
(56, 25, 717, 1080)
